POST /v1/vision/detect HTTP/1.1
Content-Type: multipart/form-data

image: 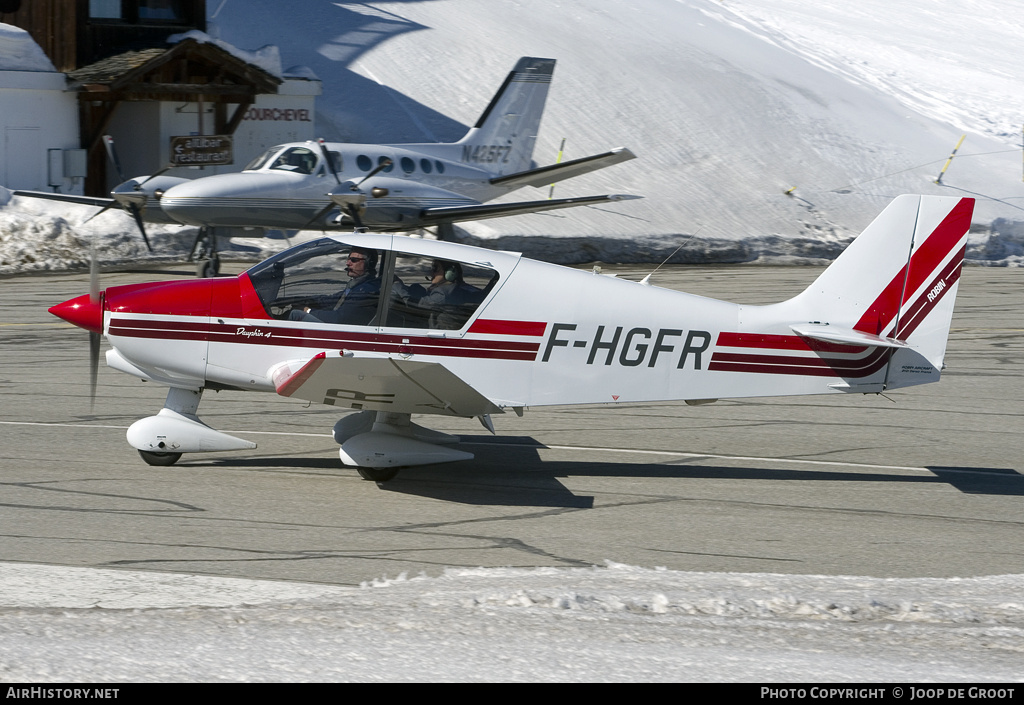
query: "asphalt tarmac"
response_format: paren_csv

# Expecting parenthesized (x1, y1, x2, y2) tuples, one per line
(1, 262, 1021, 585)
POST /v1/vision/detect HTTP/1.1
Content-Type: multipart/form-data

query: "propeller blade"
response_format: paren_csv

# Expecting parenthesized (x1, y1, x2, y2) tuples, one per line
(82, 202, 116, 225)
(89, 236, 99, 305)
(346, 204, 366, 230)
(301, 202, 341, 231)
(88, 236, 100, 410)
(102, 135, 127, 184)
(354, 158, 392, 190)
(317, 138, 341, 185)
(89, 331, 99, 410)
(134, 165, 173, 190)
(128, 205, 153, 252)
(85, 192, 153, 252)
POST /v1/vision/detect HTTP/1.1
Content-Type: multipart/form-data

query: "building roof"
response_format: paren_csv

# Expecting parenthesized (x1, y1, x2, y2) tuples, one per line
(67, 38, 281, 102)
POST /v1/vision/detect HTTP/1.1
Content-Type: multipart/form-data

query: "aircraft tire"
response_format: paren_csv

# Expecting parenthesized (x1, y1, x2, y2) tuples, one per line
(356, 467, 400, 482)
(196, 256, 220, 278)
(138, 450, 183, 466)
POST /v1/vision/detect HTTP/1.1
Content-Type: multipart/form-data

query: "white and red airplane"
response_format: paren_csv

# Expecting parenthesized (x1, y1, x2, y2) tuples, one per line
(50, 194, 973, 481)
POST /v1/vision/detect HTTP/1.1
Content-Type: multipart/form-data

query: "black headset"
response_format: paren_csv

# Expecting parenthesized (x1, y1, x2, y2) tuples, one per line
(438, 260, 462, 282)
(351, 247, 378, 274)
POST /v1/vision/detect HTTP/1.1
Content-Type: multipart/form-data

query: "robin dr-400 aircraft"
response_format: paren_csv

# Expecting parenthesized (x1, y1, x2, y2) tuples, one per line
(50, 195, 972, 481)
(17, 57, 637, 274)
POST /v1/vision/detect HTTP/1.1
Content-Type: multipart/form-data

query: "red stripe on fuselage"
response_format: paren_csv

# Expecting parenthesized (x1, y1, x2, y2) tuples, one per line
(710, 201, 969, 380)
(106, 317, 541, 361)
(468, 319, 547, 336)
(716, 332, 867, 354)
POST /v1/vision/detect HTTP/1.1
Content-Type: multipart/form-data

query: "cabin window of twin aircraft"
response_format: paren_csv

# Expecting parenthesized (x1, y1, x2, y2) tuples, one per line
(245, 146, 446, 179)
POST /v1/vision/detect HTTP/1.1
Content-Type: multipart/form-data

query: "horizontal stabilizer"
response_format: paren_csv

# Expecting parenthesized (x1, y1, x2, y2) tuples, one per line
(271, 352, 502, 417)
(489, 148, 636, 189)
(420, 194, 641, 225)
(13, 190, 115, 208)
(790, 323, 909, 349)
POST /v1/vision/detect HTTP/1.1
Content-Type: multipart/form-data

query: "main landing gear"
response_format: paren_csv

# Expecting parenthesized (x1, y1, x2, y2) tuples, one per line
(126, 394, 474, 482)
(189, 226, 221, 278)
(332, 410, 473, 482)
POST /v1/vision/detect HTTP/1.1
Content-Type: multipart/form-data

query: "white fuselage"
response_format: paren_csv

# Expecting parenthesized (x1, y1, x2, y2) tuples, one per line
(102, 233, 921, 419)
(157, 142, 516, 230)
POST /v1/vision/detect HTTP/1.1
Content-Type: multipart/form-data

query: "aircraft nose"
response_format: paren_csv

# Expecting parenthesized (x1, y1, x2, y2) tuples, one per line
(49, 293, 103, 334)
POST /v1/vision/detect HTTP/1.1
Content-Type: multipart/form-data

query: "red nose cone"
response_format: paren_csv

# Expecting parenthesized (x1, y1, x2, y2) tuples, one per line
(49, 293, 103, 334)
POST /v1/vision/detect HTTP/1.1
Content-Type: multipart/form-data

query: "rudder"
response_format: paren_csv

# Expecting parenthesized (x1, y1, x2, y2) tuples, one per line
(457, 57, 556, 177)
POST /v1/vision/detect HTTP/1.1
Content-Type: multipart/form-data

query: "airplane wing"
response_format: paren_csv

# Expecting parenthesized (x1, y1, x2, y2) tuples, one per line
(12, 190, 116, 208)
(419, 193, 641, 225)
(488, 148, 636, 189)
(271, 352, 503, 417)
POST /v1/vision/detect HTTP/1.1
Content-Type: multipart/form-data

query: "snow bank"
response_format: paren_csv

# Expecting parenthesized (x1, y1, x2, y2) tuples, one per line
(167, 29, 284, 78)
(0, 562, 1020, 682)
(0, 23, 56, 72)
(0, 193, 198, 275)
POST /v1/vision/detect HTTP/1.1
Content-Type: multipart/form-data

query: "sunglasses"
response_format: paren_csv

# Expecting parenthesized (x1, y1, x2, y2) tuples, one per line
(347, 256, 366, 262)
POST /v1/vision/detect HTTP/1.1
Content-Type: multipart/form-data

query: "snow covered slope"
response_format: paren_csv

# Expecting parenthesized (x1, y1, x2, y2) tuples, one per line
(2, 0, 1023, 270)
(208, 0, 1024, 251)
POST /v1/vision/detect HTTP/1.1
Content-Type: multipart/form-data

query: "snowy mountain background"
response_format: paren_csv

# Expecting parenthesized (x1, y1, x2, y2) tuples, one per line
(3, 0, 1024, 270)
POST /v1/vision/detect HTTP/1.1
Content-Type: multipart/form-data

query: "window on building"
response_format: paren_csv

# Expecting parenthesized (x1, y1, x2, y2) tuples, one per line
(138, 0, 185, 21)
(89, 0, 122, 18)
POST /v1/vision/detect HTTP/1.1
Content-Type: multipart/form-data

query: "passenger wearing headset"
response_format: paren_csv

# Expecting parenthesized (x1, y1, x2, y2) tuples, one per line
(416, 259, 482, 329)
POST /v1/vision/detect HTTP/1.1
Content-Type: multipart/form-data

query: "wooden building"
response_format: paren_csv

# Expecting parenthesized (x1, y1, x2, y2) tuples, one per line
(0, 0, 206, 72)
(69, 37, 282, 194)
(0, 1, 315, 196)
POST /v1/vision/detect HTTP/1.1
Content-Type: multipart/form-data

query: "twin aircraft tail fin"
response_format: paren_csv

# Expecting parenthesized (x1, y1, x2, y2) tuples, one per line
(785, 195, 974, 389)
(457, 57, 555, 177)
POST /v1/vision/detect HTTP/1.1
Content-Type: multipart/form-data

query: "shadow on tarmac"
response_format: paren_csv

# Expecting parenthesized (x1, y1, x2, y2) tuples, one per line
(195, 435, 1024, 508)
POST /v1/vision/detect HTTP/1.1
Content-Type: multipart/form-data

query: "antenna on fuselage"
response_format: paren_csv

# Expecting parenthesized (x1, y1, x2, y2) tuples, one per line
(639, 229, 700, 286)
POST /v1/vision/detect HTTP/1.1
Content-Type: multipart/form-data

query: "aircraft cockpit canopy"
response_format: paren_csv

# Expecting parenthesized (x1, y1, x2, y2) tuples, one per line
(246, 238, 499, 331)
(243, 145, 342, 176)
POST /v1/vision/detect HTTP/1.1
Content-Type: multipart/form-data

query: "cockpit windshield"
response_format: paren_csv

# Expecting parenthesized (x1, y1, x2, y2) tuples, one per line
(243, 146, 320, 175)
(243, 147, 279, 171)
(246, 238, 500, 330)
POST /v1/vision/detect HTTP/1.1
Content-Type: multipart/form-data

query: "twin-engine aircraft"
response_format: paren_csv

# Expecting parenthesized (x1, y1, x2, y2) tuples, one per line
(17, 57, 637, 274)
(50, 195, 973, 482)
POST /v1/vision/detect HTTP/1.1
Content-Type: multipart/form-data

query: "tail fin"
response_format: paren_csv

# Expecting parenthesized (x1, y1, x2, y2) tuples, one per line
(457, 57, 555, 177)
(785, 195, 973, 389)
(720, 196, 973, 395)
